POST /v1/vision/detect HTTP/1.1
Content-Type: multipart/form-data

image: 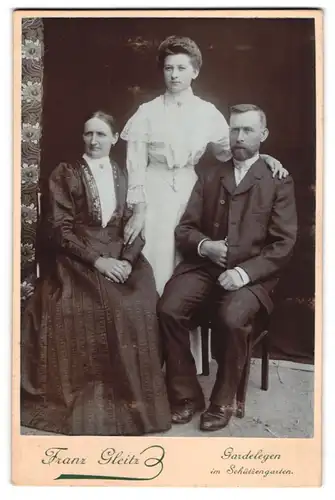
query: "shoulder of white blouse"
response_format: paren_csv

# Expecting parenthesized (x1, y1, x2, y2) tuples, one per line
(208, 101, 228, 121)
(192, 96, 227, 120)
(120, 96, 164, 141)
(193, 96, 215, 109)
(137, 95, 164, 114)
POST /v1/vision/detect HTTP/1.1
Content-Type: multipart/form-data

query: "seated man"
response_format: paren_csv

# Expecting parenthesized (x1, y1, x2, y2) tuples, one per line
(158, 103, 298, 432)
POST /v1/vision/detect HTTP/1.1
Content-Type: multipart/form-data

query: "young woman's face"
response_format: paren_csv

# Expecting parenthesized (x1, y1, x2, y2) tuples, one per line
(163, 53, 199, 93)
(83, 117, 118, 159)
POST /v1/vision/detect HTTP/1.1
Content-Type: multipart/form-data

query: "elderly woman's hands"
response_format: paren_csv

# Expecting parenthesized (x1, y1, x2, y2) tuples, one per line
(120, 260, 132, 280)
(94, 257, 132, 284)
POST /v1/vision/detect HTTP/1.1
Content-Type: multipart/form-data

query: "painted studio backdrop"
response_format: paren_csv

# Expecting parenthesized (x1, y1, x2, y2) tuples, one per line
(20, 16, 316, 364)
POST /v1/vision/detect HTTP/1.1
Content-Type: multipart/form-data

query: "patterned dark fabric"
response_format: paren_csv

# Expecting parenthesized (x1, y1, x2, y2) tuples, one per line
(21, 160, 171, 436)
(21, 18, 44, 304)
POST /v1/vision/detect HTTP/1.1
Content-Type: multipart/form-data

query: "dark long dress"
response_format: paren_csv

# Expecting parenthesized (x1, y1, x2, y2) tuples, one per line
(21, 158, 171, 435)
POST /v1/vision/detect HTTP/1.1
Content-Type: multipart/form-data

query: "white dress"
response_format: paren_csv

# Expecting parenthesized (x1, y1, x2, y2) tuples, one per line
(121, 89, 232, 372)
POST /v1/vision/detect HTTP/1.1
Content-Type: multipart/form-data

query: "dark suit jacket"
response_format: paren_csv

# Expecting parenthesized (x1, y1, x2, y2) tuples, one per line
(174, 158, 298, 313)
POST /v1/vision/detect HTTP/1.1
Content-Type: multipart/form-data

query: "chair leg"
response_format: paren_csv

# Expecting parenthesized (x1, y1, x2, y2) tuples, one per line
(235, 337, 252, 418)
(200, 324, 210, 376)
(261, 332, 269, 391)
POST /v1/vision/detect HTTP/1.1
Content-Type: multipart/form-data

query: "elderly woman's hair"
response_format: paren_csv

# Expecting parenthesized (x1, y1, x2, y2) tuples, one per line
(85, 110, 119, 134)
(230, 104, 267, 128)
(157, 35, 202, 70)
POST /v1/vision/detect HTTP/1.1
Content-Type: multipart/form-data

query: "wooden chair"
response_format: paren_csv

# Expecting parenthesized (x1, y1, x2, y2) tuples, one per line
(200, 313, 270, 418)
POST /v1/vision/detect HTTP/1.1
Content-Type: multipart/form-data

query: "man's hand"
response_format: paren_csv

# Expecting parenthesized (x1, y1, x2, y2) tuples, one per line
(201, 240, 228, 268)
(218, 269, 245, 291)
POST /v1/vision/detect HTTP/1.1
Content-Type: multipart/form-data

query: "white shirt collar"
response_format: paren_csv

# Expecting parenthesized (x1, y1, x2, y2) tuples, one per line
(233, 153, 260, 171)
(82, 153, 111, 168)
(164, 87, 194, 106)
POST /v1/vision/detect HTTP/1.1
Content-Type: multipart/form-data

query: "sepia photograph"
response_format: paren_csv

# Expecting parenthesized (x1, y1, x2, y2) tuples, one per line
(13, 9, 322, 487)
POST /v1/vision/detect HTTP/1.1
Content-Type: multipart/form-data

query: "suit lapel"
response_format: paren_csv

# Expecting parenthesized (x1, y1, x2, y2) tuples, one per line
(220, 160, 236, 194)
(234, 158, 266, 195)
(220, 157, 267, 196)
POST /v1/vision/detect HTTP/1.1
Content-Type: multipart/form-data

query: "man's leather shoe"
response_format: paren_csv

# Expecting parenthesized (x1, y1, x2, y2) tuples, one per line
(171, 399, 205, 424)
(200, 403, 233, 431)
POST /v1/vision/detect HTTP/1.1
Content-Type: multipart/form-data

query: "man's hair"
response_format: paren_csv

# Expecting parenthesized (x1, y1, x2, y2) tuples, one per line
(229, 104, 267, 128)
(157, 35, 202, 71)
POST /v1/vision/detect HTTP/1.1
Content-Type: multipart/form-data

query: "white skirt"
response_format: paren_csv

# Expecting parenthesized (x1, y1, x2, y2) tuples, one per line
(143, 163, 209, 374)
(143, 163, 197, 294)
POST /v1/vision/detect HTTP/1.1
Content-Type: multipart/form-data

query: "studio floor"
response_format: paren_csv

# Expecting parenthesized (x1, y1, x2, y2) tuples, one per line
(21, 358, 314, 439)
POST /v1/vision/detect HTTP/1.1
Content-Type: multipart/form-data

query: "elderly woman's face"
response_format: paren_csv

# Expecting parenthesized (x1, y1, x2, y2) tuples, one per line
(163, 53, 199, 93)
(83, 117, 118, 159)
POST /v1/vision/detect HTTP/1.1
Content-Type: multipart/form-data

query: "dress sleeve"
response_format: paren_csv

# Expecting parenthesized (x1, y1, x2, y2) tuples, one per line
(120, 104, 150, 205)
(48, 163, 101, 265)
(121, 205, 145, 266)
(208, 105, 232, 162)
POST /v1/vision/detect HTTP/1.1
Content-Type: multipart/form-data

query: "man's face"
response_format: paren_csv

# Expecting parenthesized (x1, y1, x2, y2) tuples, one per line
(229, 110, 268, 161)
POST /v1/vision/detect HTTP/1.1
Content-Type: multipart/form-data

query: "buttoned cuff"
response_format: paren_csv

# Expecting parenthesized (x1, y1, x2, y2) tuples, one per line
(234, 266, 251, 286)
(198, 238, 211, 257)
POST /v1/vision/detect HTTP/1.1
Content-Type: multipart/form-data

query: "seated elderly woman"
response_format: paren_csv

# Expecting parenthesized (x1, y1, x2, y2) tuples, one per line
(21, 110, 171, 436)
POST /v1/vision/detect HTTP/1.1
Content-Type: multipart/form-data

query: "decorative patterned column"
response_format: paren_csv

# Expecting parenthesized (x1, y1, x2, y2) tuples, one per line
(20, 18, 43, 304)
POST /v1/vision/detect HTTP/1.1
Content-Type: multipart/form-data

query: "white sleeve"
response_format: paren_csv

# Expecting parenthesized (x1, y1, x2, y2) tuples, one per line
(197, 238, 211, 257)
(208, 105, 232, 162)
(234, 266, 251, 286)
(121, 104, 150, 205)
(124, 141, 148, 205)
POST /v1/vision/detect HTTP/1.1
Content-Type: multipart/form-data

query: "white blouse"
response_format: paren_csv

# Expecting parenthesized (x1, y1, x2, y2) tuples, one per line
(120, 88, 232, 204)
(82, 154, 116, 227)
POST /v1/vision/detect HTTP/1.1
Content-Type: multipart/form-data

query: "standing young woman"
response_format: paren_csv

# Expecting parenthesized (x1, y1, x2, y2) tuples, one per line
(121, 36, 288, 296)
